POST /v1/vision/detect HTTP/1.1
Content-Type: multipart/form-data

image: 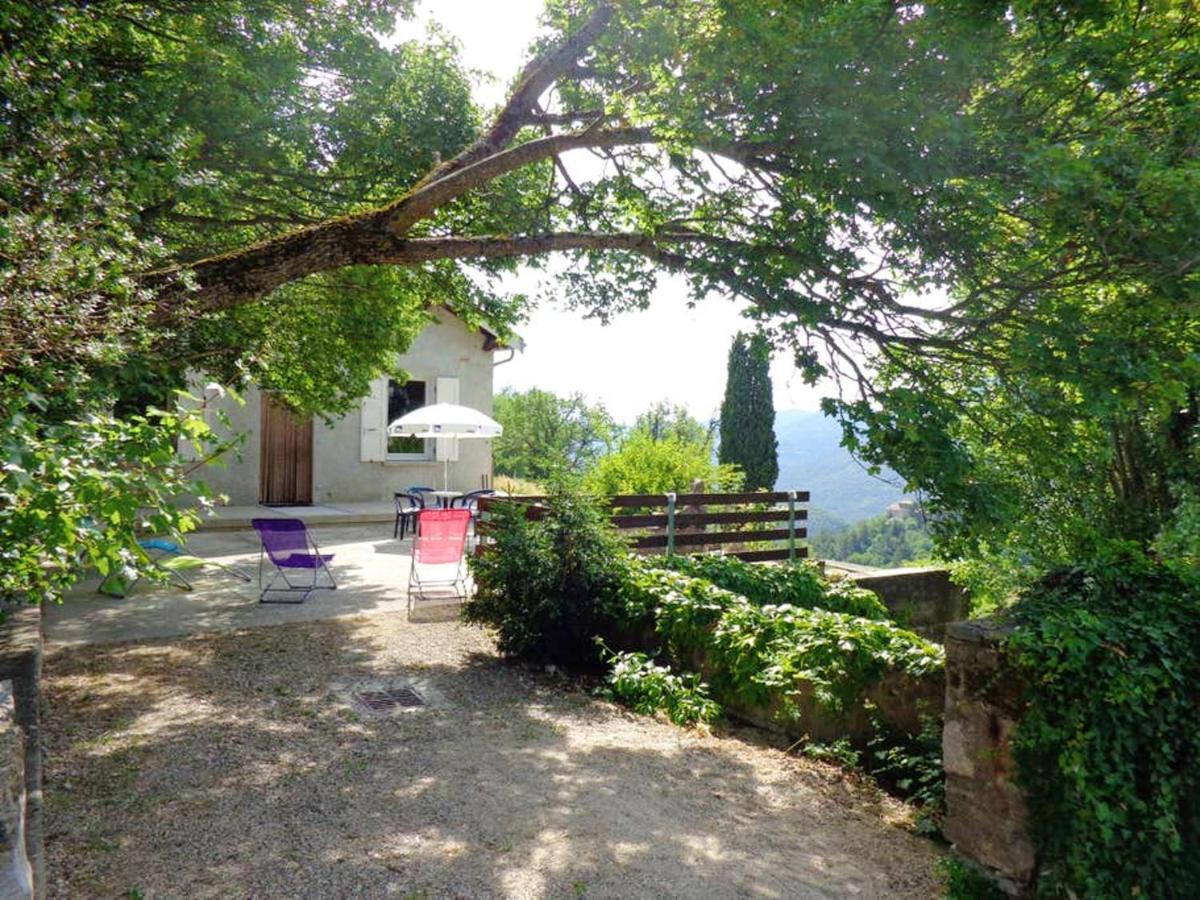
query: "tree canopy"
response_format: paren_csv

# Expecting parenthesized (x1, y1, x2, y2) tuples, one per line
(492, 387, 617, 481)
(630, 402, 713, 448)
(3, 0, 1199, 598)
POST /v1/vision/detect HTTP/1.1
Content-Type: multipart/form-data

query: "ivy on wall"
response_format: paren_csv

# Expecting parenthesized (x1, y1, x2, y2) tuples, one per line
(1007, 549, 1200, 896)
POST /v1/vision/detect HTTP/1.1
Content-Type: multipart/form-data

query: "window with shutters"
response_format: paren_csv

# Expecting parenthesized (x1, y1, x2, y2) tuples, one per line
(386, 379, 433, 460)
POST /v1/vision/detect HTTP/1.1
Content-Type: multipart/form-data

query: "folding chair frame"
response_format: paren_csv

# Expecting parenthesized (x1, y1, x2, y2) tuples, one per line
(407, 556, 468, 608)
(255, 528, 338, 604)
(407, 513, 469, 609)
(98, 538, 252, 598)
(141, 538, 252, 591)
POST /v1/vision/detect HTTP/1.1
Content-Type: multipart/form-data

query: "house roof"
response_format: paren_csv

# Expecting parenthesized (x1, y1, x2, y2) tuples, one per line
(440, 305, 525, 353)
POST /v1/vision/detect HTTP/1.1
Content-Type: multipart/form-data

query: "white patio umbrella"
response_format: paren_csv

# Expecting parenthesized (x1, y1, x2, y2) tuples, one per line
(386, 402, 503, 490)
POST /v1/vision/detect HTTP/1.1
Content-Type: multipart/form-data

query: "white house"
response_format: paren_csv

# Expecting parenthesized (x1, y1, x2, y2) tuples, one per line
(192, 307, 514, 506)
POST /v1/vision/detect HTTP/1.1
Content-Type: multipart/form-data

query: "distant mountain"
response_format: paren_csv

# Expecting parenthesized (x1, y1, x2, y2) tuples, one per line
(772, 409, 911, 531)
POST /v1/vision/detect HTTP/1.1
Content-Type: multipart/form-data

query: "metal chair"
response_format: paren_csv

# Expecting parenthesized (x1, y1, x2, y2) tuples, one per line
(406, 486, 436, 507)
(97, 537, 252, 598)
(408, 508, 471, 607)
(451, 488, 495, 545)
(250, 518, 337, 604)
(451, 488, 495, 513)
(393, 491, 422, 539)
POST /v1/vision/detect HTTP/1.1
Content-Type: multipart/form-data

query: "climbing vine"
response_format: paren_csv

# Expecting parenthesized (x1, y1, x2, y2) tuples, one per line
(653, 554, 890, 621)
(623, 562, 942, 717)
(1006, 549, 1200, 896)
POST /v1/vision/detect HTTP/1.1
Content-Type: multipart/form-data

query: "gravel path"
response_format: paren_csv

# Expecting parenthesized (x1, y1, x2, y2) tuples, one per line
(44, 613, 944, 898)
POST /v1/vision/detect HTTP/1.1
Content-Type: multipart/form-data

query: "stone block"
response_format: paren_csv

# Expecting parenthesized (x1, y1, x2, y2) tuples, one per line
(849, 567, 970, 640)
(942, 618, 1036, 890)
(0, 683, 31, 899)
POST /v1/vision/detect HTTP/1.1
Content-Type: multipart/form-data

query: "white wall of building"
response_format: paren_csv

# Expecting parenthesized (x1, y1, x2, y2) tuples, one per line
(193, 308, 497, 505)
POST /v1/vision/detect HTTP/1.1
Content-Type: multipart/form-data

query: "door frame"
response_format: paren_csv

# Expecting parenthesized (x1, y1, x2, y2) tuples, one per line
(259, 393, 314, 505)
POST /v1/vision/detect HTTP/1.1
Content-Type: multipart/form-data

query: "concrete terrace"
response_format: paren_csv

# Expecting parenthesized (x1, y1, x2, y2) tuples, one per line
(193, 500, 397, 530)
(44, 520, 465, 647)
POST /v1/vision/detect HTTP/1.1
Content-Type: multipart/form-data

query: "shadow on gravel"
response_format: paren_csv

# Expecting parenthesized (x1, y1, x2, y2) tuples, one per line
(43, 615, 941, 898)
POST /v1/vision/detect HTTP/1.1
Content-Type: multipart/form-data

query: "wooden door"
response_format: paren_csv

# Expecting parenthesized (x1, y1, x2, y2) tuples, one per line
(259, 394, 313, 505)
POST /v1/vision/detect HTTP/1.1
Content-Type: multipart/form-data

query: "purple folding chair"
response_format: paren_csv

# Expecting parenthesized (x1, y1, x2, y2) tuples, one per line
(251, 518, 337, 604)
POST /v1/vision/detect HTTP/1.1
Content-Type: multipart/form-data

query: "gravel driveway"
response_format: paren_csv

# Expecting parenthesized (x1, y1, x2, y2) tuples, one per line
(44, 612, 943, 898)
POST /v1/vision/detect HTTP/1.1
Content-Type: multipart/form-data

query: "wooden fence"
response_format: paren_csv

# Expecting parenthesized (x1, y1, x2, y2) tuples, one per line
(478, 490, 809, 563)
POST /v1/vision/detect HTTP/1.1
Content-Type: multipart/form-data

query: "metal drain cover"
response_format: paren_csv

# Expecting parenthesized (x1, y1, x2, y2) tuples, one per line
(330, 675, 446, 718)
(354, 686, 426, 712)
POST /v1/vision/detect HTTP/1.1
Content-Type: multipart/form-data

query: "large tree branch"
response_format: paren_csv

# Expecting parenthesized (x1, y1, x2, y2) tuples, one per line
(148, 126, 654, 317)
(382, 126, 654, 234)
(410, 3, 615, 190)
(148, 226, 694, 321)
(388, 231, 705, 262)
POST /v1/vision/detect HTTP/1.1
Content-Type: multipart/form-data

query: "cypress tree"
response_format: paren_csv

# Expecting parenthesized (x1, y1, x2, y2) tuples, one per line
(718, 332, 779, 490)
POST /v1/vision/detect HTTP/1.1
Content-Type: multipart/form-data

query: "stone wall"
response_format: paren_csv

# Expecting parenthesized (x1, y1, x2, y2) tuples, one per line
(846, 566, 969, 640)
(682, 646, 945, 746)
(727, 669, 946, 746)
(0, 607, 43, 900)
(0, 683, 32, 899)
(942, 619, 1036, 892)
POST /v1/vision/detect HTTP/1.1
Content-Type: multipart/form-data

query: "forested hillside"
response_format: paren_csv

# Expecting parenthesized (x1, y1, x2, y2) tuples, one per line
(773, 410, 909, 528)
(808, 515, 933, 567)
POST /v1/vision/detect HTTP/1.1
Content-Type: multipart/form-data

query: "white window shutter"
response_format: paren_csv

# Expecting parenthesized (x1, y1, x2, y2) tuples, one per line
(359, 377, 387, 462)
(436, 376, 459, 462)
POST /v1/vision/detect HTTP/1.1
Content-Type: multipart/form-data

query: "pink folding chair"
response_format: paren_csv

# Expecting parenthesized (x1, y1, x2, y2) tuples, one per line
(408, 508, 471, 606)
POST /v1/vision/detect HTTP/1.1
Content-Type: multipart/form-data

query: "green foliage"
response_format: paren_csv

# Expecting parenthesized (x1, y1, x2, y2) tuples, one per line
(558, 0, 1200, 584)
(8, 0, 1200, 619)
(1006, 550, 1200, 896)
(802, 716, 946, 834)
(937, 857, 1007, 900)
(718, 333, 778, 491)
(808, 514, 934, 568)
(493, 475, 546, 497)
(623, 563, 943, 719)
(945, 552, 1027, 617)
(492, 388, 617, 482)
(463, 485, 632, 666)
(866, 714, 945, 833)
(466, 488, 937, 729)
(584, 433, 743, 496)
(1155, 482, 1200, 566)
(0, 0, 517, 417)
(0, 385, 233, 602)
(631, 402, 713, 448)
(799, 739, 861, 769)
(653, 554, 890, 621)
(598, 648, 721, 726)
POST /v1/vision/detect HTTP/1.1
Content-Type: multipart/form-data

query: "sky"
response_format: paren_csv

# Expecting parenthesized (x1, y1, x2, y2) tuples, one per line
(391, 0, 831, 423)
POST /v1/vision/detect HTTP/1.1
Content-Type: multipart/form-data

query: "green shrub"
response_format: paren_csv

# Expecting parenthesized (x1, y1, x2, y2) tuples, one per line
(598, 648, 721, 725)
(867, 713, 945, 833)
(800, 739, 861, 768)
(464, 486, 635, 666)
(936, 857, 1007, 900)
(624, 562, 943, 718)
(653, 554, 890, 620)
(1006, 549, 1200, 896)
(583, 432, 743, 496)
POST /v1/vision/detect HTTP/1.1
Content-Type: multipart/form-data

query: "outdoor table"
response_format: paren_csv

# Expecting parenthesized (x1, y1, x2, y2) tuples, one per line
(426, 489, 464, 508)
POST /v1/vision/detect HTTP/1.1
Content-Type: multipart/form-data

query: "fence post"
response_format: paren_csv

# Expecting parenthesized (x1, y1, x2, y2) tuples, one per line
(787, 491, 797, 563)
(666, 492, 677, 556)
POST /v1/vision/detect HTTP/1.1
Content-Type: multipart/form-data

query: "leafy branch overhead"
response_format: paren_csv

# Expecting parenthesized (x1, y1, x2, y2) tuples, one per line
(3, 1, 1197, 597)
(12, 1, 1195, 391)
